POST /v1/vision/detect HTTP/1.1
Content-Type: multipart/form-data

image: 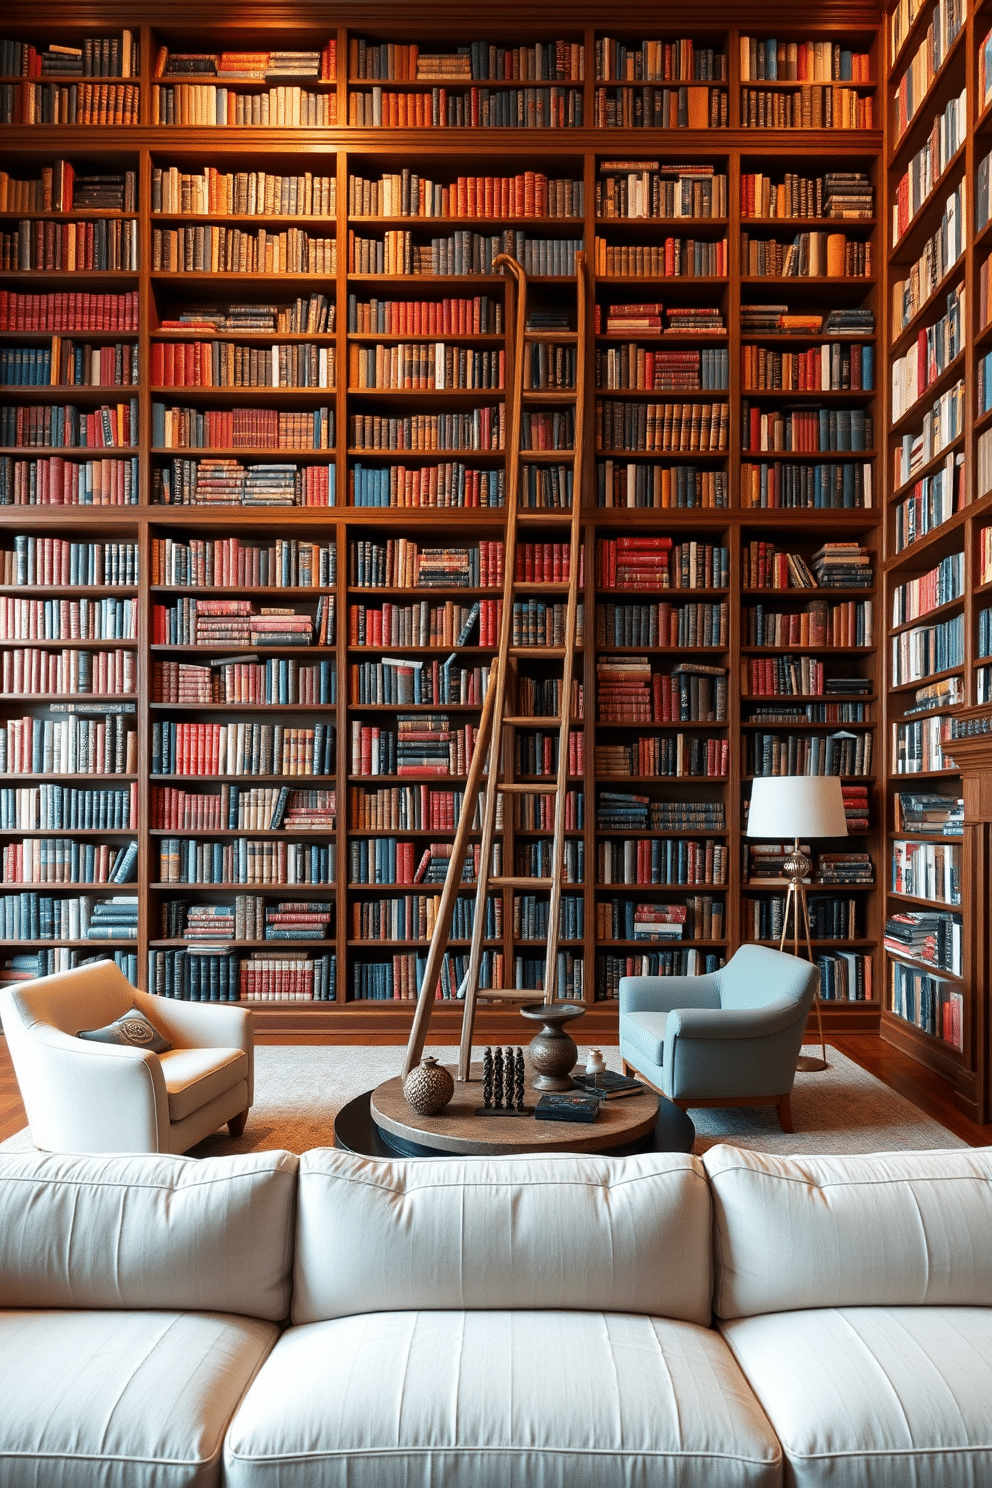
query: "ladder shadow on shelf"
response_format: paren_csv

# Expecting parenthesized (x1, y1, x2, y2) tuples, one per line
(402, 250, 588, 1081)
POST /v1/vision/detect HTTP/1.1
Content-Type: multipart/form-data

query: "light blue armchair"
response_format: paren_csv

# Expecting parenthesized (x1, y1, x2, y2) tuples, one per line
(619, 944, 821, 1132)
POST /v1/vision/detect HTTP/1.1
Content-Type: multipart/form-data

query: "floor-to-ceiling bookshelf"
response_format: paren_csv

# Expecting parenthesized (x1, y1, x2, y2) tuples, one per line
(0, 1, 912, 1051)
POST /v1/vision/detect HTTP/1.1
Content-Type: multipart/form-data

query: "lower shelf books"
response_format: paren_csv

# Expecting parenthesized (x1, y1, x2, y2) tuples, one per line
(890, 960, 962, 1049)
(0, 948, 136, 987)
(148, 947, 337, 1002)
(816, 950, 873, 1001)
(350, 948, 502, 1001)
(596, 948, 724, 999)
(884, 910, 962, 974)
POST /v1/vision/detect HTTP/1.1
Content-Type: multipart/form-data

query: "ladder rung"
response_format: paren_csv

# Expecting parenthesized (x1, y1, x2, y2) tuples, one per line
(476, 988, 544, 1002)
(523, 390, 578, 402)
(497, 782, 558, 794)
(489, 876, 554, 889)
(523, 331, 578, 342)
(508, 646, 566, 658)
(510, 581, 570, 593)
(502, 715, 562, 726)
(516, 508, 574, 521)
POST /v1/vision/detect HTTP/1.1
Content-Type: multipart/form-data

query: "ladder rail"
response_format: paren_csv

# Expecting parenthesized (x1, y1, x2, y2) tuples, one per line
(542, 250, 587, 1003)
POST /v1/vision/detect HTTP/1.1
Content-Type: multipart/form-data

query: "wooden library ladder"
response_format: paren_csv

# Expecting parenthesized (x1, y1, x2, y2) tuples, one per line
(403, 251, 588, 1080)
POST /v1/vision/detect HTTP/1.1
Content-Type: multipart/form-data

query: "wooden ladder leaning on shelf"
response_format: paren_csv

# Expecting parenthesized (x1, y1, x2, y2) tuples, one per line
(402, 250, 587, 1081)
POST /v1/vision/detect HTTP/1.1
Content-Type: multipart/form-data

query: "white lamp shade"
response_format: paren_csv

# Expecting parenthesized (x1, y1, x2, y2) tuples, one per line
(747, 775, 848, 839)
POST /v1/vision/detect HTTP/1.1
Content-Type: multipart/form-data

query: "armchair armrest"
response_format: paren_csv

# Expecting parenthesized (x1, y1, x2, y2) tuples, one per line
(620, 973, 721, 1016)
(133, 994, 254, 1104)
(14, 1023, 169, 1152)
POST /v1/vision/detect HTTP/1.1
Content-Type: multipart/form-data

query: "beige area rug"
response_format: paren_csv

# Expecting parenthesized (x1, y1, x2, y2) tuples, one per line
(1, 1043, 967, 1157)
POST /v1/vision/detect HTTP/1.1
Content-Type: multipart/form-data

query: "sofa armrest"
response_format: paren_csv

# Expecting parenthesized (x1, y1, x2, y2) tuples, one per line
(620, 974, 722, 1016)
(12, 1023, 169, 1152)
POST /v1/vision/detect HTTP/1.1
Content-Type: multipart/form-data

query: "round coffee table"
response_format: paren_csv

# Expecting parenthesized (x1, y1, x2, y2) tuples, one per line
(334, 1083, 695, 1159)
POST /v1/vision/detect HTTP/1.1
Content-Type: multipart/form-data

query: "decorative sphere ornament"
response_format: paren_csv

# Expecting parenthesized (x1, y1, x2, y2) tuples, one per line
(402, 1056, 455, 1116)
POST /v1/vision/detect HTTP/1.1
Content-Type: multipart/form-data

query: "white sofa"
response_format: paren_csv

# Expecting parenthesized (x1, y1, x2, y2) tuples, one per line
(1, 1143, 991, 1487)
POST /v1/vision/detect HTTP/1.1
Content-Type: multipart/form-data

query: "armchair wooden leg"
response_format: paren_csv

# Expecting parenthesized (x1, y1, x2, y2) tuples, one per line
(228, 1109, 248, 1138)
(777, 1094, 793, 1134)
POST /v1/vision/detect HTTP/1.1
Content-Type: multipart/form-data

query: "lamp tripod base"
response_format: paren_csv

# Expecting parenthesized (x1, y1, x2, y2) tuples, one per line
(778, 855, 829, 1074)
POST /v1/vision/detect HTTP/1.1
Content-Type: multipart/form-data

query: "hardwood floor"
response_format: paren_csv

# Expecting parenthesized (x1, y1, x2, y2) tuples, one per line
(2, 1031, 990, 1148)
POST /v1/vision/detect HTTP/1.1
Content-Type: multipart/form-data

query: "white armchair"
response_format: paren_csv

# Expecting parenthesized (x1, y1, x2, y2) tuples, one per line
(0, 961, 253, 1153)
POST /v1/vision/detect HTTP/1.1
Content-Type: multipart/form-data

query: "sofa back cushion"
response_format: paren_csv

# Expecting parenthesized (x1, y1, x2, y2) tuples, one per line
(294, 1149, 712, 1325)
(0, 1149, 298, 1320)
(704, 1143, 992, 1319)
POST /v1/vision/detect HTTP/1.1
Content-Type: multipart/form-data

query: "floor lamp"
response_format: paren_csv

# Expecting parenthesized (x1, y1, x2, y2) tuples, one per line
(746, 775, 849, 1073)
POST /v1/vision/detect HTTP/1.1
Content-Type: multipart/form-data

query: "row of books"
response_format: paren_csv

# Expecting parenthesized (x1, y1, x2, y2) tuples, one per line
(348, 171, 582, 219)
(890, 962, 962, 1048)
(0, 34, 138, 78)
(0, 455, 139, 508)
(598, 304, 725, 334)
(893, 791, 963, 836)
(1, 707, 136, 777)
(150, 721, 336, 778)
(2, 837, 136, 886)
(891, 714, 953, 774)
(151, 225, 336, 275)
(2, 782, 137, 836)
(1, 81, 140, 126)
(740, 171, 873, 220)
(893, 393, 964, 501)
(348, 85, 584, 130)
(0, 341, 138, 390)
(348, 653, 496, 707)
(594, 86, 726, 131)
(741, 342, 873, 392)
(0, 217, 138, 273)
(348, 540, 501, 590)
(595, 166, 727, 221)
(595, 598, 727, 649)
(0, 893, 136, 942)
(596, 896, 724, 940)
(744, 598, 873, 648)
(166, 898, 332, 944)
(595, 347, 728, 392)
(2, 646, 135, 697)
(739, 86, 873, 130)
(594, 734, 729, 779)
(353, 892, 501, 943)
(0, 163, 134, 213)
(596, 463, 727, 510)
(739, 37, 871, 83)
(0, 595, 136, 642)
(152, 596, 331, 647)
(155, 46, 335, 80)
(885, 908, 962, 975)
(152, 166, 335, 218)
(0, 401, 137, 450)
(148, 949, 337, 1003)
(152, 659, 336, 708)
(151, 405, 333, 451)
(596, 537, 730, 591)
(153, 84, 335, 128)
(158, 837, 334, 887)
(745, 893, 861, 941)
(595, 836, 728, 885)
(513, 729, 585, 779)
(741, 230, 871, 278)
(740, 461, 873, 511)
(153, 458, 333, 509)
(350, 405, 503, 452)
(349, 38, 582, 82)
(348, 343, 503, 392)
(347, 228, 581, 279)
(150, 341, 334, 391)
(151, 784, 334, 833)
(596, 399, 729, 452)
(891, 87, 967, 246)
(349, 784, 474, 833)
(348, 294, 502, 336)
(891, 613, 963, 687)
(596, 38, 725, 83)
(513, 788, 584, 832)
(740, 305, 873, 335)
(0, 950, 136, 988)
(743, 404, 872, 452)
(349, 949, 499, 1003)
(891, 0, 964, 141)
(891, 180, 966, 336)
(889, 286, 965, 422)
(0, 290, 138, 332)
(350, 461, 503, 510)
(149, 536, 335, 590)
(594, 236, 726, 279)
(161, 297, 334, 335)
(597, 949, 723, 997)
(747, 730, 873, 776)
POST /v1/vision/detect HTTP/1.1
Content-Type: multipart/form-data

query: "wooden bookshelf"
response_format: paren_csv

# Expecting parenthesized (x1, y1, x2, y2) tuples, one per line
(0, 0, 897, 1043)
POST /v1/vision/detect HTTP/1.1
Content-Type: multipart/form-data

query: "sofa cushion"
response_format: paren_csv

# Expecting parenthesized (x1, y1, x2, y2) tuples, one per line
(159, 1046, 248, 1122)
(703, 1144, 992, 1319)
(1, 1308, 278, 1488)
(294, 1149, 712, 1325)
(721, 1305, 992, 1488)
(224, 1310, 782, 1488)
(0, 1150, 297, 1320)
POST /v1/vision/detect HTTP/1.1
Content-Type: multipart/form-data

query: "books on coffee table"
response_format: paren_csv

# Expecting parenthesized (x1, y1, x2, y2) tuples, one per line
(572, 1071, 646, 1099)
